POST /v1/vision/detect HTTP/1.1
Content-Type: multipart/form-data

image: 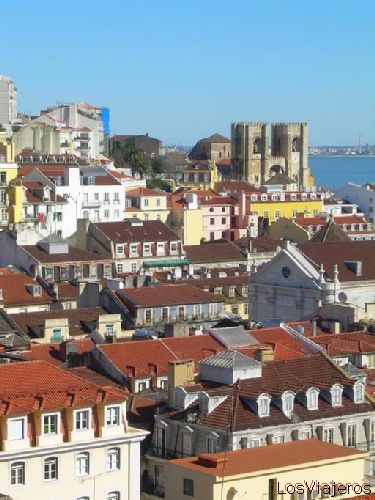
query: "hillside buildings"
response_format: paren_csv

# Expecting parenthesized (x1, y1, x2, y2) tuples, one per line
(0, 360, 147, 500)
(0, 75, 17, 135)
(336, 183, 375, 224)
(189, 133, 231, 161)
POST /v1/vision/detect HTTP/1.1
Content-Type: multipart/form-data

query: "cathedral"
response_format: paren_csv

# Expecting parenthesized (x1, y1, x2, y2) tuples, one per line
(231, 122, 311, 187)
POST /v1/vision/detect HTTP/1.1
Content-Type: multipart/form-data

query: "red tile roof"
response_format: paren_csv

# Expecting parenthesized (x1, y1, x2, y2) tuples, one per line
(199, 196, 236, 206)
(214, 180, 257, 193)
(116, 284, 223, 308)
(10, 307, 108, 338)
(16, 339, 94, 367)
(311, 331, 375, 356)
(21, 244, 111, 264)
(0, 271, 52, 307)
(126, 187, 167, 197)
(184, 241, 247, 264)
(0, 360, 127, 416)
(97, 335, 226, 378)
(94, 220, 180, 244)
(170, 439, 365, 477)
(298, 241, 375, 281)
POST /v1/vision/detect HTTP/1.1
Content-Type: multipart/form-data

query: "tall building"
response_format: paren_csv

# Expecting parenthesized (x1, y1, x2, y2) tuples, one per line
(231, 122, 311, 187)
(0, 75, 17, 134)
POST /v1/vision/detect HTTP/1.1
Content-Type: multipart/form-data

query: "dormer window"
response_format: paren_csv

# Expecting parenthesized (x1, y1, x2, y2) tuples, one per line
(105, 405, 121, 426)
(306, 387, 320, 410)
(281, 391, 295, 418)
(353, 380, 365, 404)
(331, 384, 343, 407)
(257, 394, 271, 417)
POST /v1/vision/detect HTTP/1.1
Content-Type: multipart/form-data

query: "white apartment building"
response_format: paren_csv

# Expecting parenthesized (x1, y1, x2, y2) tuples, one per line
(336, 182, 375, 223)
(0, 359, 147, 500)
(22, 166, 125, 237)
(13, 102, 105, 160)
(0, 75, 17, 134)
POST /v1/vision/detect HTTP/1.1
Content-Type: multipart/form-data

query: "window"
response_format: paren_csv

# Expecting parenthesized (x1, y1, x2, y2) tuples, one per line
(347, 424, 356, 447)
(143, 243, 151, 254)
(104, 209, 110, 219)
(263, 211, 269, 218)
(178, 306, 185, 320)
(76, 452, 89, 477)
(249, 438, 260, 448)
(157, 242, 164, 253)
(94, 192, 99, 200)
(282, 391, 294, 417)
(306, 387, 319, 410)
(160, 379, 168, 390)
(181, 428, 193, 456)
(244, 303, 249, 315)
(105, 324, 114, 336)
(114, 193, 120, 203)
(44, 457, 58, 481)
(331, 384, 343, 406)
(183, 478, 194, 496)
(75, 410, 90, 430)
(313, 209, 319, 216)
(156, 198, 161, 207)
(228, 286, 236, 298)
(43, 414, 58, 435)
(131, 262, 137, 273)
(51, 328, 62, 342)
(144, 213, 149, 220)
(239, 437, 248, 449)
(144, 198, 149, 207)
(273, 434, 284, 444)
(104, 192, 110, 203)
(323, 428, 334, 443)
(145, 309, 152, 322)
(207, 435, 218, 453)
(231, 304, 239, 315)
(221, 217, 226, 224)
(210, 217, 215, 225)
(138, 381, 147, 391)
(162, 307, 169, 321)
(258, 394, 271, 417)
(106, 448, 120, 471)
(170, 242, 178, 252)
(106, 406, 120, 426)
(292, 209, 297, 218)
(130, 243, 137, 255)
(354, 381, 365, 403)
(116, 263, 123, 273)
(8, 417, 25, 441)
(299, 430, 311, 440)
(114, 209, 120, 218)
(107, 493, 120, 500)
(157, 213, 161, 220)
(275, 210, 280, 219)
(83, 210, 89, 219)
(370, 421, 375, 444)
(10, 462, 25, 485)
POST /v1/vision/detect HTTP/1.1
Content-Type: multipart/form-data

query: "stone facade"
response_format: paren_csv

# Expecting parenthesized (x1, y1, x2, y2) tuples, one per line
(231, 122, 310, 187)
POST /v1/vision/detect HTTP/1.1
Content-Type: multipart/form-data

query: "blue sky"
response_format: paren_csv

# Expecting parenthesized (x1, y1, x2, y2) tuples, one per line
(1, 0, 374, 146)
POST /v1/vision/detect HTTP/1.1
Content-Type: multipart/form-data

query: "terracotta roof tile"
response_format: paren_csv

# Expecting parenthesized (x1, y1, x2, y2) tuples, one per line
(20, 244, 111, 264)
(0, 360, 127, 416)
(116, 284, 223, 308)
(94, 220, 180, 244)
(126, 187, 167, 197)
(0, 271, 52, 307)
(170, 439, 365, 477)
(184, 241, 246, 264)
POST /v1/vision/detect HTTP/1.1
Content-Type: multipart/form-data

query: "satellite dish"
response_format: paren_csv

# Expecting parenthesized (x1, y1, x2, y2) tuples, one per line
(338, 292, 347, 304)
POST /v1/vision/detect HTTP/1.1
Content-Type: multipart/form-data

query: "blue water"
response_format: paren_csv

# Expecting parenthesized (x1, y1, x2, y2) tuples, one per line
(309, 156, 375, 189)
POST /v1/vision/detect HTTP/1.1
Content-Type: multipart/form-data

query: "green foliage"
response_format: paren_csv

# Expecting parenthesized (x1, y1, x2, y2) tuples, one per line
(146, 178, 173, 192)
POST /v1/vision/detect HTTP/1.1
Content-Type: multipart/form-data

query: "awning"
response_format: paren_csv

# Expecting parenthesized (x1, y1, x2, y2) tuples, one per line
(143, 258, 189, 268)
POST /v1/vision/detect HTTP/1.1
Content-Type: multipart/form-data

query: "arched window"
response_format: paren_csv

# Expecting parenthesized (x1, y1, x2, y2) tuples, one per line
(10, 461, 25, 485)
(281, 391, 295, 417)
(107, 491, 120, 500)
(253, 138, 261, 154)
(292, 137, 300, 152)
(353, 380, 365, 404)
(257, 394, 271, 417)
(306, 387, 319, 410)
(331, 384, 343, 406)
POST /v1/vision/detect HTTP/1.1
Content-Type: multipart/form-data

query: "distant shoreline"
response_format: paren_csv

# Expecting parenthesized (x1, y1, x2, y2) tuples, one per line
(309, 154, 374, 158)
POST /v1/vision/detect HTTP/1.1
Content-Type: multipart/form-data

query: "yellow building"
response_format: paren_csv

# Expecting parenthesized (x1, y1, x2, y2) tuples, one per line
(168, 193, 204, 245)
(0, 360, 147, 500)
(162, 439, 369, 500)
(246, 191, 324, 223)
(177, 160, 220, 191)
(0, 132, 22, 226)
(124, 187, 170, 223)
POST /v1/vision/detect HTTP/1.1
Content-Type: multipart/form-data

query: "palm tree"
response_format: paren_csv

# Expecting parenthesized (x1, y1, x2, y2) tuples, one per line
(122, 139, 152, 179)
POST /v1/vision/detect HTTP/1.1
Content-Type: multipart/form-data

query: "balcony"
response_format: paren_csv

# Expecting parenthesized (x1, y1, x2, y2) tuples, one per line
(82, 200, 102, 208)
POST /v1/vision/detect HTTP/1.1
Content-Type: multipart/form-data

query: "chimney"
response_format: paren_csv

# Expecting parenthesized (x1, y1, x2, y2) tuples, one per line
(255, 347, 274, 362)
(60, 339, 77, 363)
(168, 359, 195, 404)
(198, 453, 228, 467)
(312, 319, 317, 337)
